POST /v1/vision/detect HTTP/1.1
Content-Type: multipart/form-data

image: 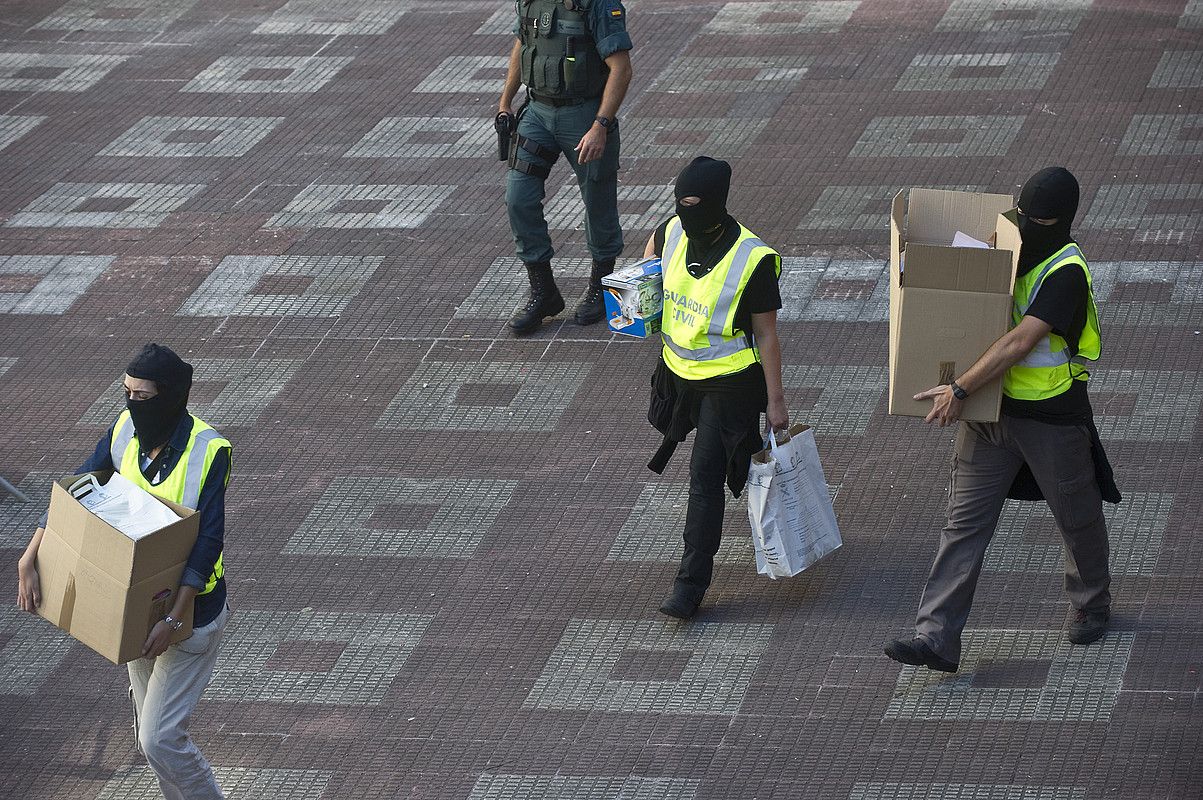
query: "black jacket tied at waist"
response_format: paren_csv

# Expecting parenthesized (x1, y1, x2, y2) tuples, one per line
(646, 358, 767, 498)
(1006, 418, 1122, 504)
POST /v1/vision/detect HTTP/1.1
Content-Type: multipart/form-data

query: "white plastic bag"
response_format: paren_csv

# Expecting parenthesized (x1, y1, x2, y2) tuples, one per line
(68, 473, 181, 540)
(746, 424, 842, 579)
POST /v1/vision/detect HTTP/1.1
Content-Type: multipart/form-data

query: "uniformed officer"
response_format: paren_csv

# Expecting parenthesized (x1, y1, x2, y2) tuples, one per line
(884, 167, 1119, 673)
(644, 157, 789, 619)
(17, 344, 231, 799)
(498, 0, 633, 334)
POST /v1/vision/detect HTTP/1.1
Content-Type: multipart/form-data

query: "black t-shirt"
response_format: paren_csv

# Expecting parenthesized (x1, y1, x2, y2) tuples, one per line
(652, 216, 782, 335)
(1001, 262, 1093, 424)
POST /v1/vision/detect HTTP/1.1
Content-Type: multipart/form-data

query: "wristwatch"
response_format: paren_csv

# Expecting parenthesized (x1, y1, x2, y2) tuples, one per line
(163, 615, 184, 632)
(594, 116, 611, 129)
(950, 381, 969, 400)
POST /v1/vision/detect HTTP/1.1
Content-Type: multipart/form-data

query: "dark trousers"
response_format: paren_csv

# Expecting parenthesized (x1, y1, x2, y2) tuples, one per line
(673, 393, 742, 602)
(915, 416, 1112, 662)
(505, 98, 623, 265)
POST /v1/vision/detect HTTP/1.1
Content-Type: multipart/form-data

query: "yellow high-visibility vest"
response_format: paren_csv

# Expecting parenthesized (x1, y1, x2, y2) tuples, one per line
(109, 410, 230, 595)
(660, 217, 781, 381)
(1003, 243, 1102, 401)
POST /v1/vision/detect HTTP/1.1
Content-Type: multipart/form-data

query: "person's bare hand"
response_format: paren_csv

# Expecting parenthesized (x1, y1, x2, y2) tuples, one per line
(16, 558, 41, 612)
(914, 384, 962, 427)
(574, 124, 607, 164)
(142, 621, 174, 659)
(766, 397, 789, 433)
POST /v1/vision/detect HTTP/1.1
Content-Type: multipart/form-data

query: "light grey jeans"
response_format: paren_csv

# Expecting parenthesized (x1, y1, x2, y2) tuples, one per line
(128, 603, 228, 800)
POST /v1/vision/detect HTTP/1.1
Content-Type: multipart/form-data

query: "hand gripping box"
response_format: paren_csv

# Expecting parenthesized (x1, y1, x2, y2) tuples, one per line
(601, 257, 663, 337)
(888, 189, 1021, 422)
(35, 471, 200, 664)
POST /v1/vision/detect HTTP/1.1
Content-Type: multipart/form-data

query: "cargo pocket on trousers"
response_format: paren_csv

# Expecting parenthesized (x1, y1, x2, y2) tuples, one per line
(1056, 471, 1101, 531)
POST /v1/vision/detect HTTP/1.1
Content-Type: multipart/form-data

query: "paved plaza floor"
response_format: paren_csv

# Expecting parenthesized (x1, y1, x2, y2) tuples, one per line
(1, 0, 1201, 798)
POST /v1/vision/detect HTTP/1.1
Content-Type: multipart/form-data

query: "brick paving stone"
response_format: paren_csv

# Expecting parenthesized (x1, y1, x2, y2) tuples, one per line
(1, 0, 1201, 798)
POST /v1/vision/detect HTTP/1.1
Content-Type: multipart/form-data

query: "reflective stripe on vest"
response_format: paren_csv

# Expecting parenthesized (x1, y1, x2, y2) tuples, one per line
(660, 218, 779, 379)
(109, 411, 230, 594)
(663, 221, 772, 351)
(1003, 243, 1102, 401)
(1015, 244, 1088, 369)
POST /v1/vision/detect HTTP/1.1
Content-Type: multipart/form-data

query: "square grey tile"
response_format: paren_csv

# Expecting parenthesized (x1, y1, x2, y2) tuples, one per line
(183, 56, 352, 94)
(97, 767, 332, 800)
(266, 184, 455, 229)
(178, 255, 382, 316)
(0, 115, 45, 152)
(0, 53, 127, 92)
(100, 116, 284, 158)
(377, 360, 590, 432)
(34, 0, 196, 33)
(284, 476, 518, 558)
(254, 0, 408, 35)
(412, 55, 508, 94)
(5, 182, 204, 228)
(208, 609, 433, 705)
(524, 618, 774, 715)
(345, 116, 493, 159)
(887, 629, 1135, 722)
(0, 255, 114, 313)
(850, 115, 1025, 158)
(702, 2, 859, 35)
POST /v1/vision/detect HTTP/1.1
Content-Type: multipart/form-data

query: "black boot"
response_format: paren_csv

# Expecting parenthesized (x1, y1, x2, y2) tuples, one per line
(509, 261, 564, 335)
(574, 258, 614, 325)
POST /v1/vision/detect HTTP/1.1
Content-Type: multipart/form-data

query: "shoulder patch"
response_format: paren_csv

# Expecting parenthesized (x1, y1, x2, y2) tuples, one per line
(610, 7, 623, 17)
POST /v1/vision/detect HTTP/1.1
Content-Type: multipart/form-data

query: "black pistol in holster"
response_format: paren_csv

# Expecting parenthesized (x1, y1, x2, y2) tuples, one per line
(496, 104, 559, 179)
(494, 111, 516, 161)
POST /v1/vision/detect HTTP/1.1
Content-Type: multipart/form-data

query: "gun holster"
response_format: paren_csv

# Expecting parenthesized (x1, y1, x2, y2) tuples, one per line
(499, 105, 558, 179)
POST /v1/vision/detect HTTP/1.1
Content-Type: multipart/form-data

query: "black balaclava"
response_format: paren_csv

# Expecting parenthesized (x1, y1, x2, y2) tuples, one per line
(1017, 166, 1079, 274)
(674, 156, 732, 241)
(125, 343, 192, 451)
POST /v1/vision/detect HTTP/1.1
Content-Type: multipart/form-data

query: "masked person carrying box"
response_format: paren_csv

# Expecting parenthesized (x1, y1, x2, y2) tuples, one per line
(645, 157, 789, 619)
(17, 343, 231, 800)
(884, 167, 1121, 674)
(497, 0, 633, 335)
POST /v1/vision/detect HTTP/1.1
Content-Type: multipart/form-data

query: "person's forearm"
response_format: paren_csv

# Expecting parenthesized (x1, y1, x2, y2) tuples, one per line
(758, 329, 786, 403)
(499, 39, 523, 110)
(597, 55, 631, 120)
(19, 527, 45, 568)
(168, 585, 198, 622)
(956, 331, 1033, 393)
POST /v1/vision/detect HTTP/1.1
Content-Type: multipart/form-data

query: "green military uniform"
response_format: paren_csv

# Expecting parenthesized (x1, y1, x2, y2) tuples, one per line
(507, 0, 631, 271)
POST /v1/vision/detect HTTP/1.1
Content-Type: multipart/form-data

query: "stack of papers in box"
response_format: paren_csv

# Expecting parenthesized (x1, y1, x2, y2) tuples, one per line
(69, 472, 182, 540)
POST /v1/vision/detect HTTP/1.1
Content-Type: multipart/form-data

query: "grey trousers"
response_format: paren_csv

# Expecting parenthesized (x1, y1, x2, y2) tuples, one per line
(914, 417, 1111, 663)
(129, 604, 228, 800)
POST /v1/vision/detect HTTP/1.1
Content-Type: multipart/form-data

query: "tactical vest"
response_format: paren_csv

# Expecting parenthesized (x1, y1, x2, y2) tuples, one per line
(660, 217, 781, 381)
(110, 410, 230, 595)
(1003, 243, 1102, 401)
(518, 0, 608, 100)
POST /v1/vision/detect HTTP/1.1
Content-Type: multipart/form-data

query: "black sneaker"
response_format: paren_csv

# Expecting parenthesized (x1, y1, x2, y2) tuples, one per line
(884, 638, 958, 673)
(1067, 607, 1110, 645)
(658, 593, 699, 620)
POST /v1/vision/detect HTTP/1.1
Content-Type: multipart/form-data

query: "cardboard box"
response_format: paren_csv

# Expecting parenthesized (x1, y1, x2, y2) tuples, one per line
(888, 189, 1022, 422)
(36, 471, 200, 664)
(602, 257, 663, 337)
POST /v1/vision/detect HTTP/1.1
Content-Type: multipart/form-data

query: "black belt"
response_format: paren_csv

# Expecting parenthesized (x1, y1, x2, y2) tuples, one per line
(529, 92, 593, 107)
